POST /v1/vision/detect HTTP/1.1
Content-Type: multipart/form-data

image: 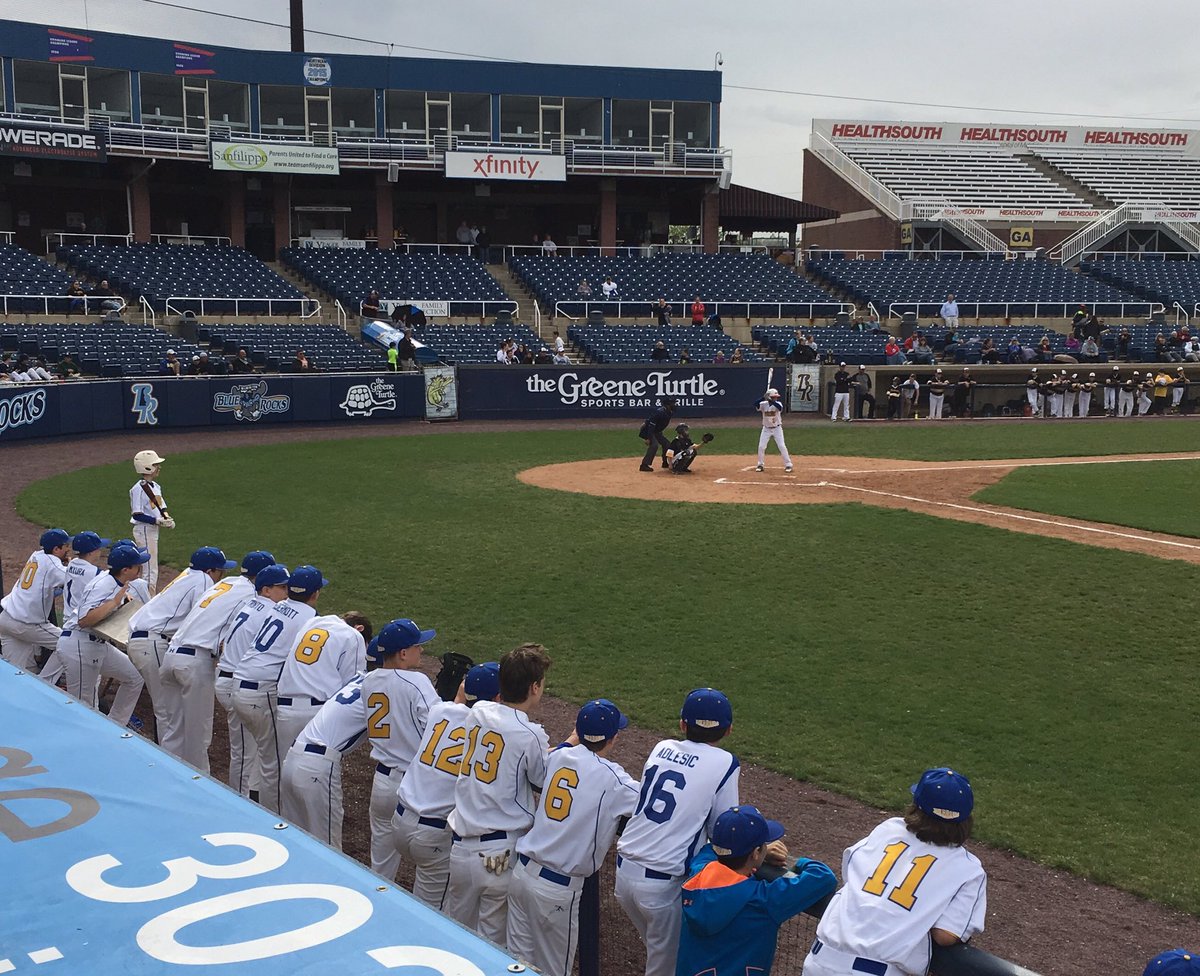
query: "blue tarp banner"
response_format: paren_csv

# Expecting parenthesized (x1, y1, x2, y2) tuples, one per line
(0, 660, 518, 975)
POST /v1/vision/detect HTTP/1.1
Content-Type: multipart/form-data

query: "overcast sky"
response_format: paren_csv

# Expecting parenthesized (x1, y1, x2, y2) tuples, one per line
(8, 0, 1200, 197)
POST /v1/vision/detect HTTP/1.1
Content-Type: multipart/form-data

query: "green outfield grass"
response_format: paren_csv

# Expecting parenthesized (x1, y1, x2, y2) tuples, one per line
(977, 457, 1200, 539)
(15, 423, 1200, 913)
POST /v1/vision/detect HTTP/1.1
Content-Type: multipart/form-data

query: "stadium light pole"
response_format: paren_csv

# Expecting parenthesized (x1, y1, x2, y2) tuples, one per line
(290, 0, 305, 53)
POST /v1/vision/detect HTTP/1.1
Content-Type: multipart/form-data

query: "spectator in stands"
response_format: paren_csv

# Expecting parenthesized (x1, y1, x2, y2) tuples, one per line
(708, 310, 723, 331)
(1004, 337, 1023, 364)
(577, 279, 592, 296)
(679, 347, 692, 365)
(160, 349, 181, 376)
(67, 280, 87, 314)
(394, 225, 408, 247)
(729, 348, 745, 365)
(24, 358, 53, 382)
(908, 335, 935, 366)
(541, 234, 558, 257)
(229, 348, 255, 374)
(691, 296, 706, 326)
(0, 358, 10, 383)
(940, 293, 959, 330)
(653, 298, 672, 327)
(884, 336, 905, 366)
(552, 348, 571, 366)
(455, 221, 473, 247)
(1157, 333, 1182, 363)
(942, 326, 960, 360)
(496, 339, 513, 364)
(713, 349, 726, 364)
(980, 338, 1000, 365)
(534, 346, 552, 365)
(514, 343, 532, 365)
(293, 349, 312, 372)
(1079, 336, 1101, 363)
(602, 276, 619, 299)
(651, 340, 670, 363)
(397, 329, 417, 372)
(1084, 314, 1105, 341)
(189, 353, 208, 375)
(785, 330, 803, 363)
(1036, 336, 1054, 363)
(865, 310, 885, 335)
(1117, 326, 1132, 360)
(1184, 336, 1200, 362)
(1072, 305, 1089, 340)
(92, 279, 122, 313)
(475, 225, 491, 263)
(469, 224, 480, 249)
(387, 342, 398, 372)
(361, 290, 382, 318)
(56, 353, 80, 379)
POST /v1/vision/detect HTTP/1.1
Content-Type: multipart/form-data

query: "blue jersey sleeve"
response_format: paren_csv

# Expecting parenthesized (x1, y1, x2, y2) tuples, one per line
(764, 858, 837, 925)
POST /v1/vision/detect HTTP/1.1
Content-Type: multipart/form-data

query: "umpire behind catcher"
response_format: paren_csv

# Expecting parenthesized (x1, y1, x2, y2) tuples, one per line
(638, 397, 677, 471)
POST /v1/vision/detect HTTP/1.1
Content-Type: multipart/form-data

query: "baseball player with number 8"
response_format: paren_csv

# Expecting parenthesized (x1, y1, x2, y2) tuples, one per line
(803, 767, 987, 976)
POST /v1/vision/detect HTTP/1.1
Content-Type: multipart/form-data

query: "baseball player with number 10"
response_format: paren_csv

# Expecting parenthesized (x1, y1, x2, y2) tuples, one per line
(0, 528, 71, 671)
(803, 767, 987, 976)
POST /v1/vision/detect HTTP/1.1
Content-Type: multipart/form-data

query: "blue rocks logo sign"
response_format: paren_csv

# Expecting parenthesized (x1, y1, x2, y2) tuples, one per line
(213, 381, 290, 422)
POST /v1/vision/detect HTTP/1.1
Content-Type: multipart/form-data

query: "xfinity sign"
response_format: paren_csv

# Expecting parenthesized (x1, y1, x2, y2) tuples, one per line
(446, 150, 566, 182)
(0, 122, 106, 162)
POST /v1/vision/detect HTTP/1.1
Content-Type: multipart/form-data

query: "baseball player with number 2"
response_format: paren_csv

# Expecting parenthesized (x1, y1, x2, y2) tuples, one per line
(803, 767, 987, 976)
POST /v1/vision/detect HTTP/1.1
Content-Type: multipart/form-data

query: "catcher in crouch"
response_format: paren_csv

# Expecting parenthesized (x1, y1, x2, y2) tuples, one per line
(666, 423, 714, 474)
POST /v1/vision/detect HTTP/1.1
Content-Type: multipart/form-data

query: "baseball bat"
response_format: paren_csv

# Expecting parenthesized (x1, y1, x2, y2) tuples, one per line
(766, 366, 774, 396)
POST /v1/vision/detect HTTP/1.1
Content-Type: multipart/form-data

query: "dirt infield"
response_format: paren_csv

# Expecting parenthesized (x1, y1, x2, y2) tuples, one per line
(2, 423, 1199, 975)
(521, 452, 1200, 563)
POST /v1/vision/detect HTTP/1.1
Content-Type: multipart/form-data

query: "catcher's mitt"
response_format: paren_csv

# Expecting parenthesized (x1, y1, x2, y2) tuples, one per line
(434, 651, 475, 701)
(701, 432, 715, 444)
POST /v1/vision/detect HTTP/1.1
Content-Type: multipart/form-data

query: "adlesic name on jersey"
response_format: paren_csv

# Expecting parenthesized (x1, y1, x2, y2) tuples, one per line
(654, 745, 699, 768)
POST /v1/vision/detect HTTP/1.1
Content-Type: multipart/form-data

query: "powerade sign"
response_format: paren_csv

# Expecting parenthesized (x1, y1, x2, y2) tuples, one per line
(0, 122, 106, 162)
(458, 365, 780, 419)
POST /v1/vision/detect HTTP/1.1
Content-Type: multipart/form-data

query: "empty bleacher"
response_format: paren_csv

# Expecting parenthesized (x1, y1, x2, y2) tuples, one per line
(1081, 257, 1200, 307)
(197, 323, 386, 372)
(414, 324, 543, 364)
(808, 257, 1145, 317)
(281, 249, 510, 316)
(567, 326, 764, 364)
(838, 144, 1088, 208)
(0, 245, 74, 312)
(1039, 150, 1200, 209)
(511, 254, 844, 317)
(0, 323, 203, 376)
(57, 244, 305, 313)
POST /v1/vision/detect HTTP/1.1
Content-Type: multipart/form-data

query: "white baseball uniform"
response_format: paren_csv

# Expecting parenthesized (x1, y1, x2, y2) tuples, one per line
(231, 598, 317, 812)
(1078, 382, 1095, 417)
(508, 745, 640, 976)
(129, 478, 166, 591)
(803, 816, 987, 976)
(274, 614, 366, 772)
(0, 550, 66, 671)
(1104, 375, 1119, 414)
(58, 571, 144, 727)
(1119, 380, 1136, 417)
(168, 575, 255, 788)
(445, 700, 550, 946)
(37, 556, 103, 686)
(361, 667, 439, 881)
(281, 672, 369, 848)
(1025, 376, 1041, 414)
(392, 699, 473, 909)
(1063, 382, 1078, 417)
(137, 568, 214, 761)
(756, 398, 792, 469)
(615, 738, 741, 976)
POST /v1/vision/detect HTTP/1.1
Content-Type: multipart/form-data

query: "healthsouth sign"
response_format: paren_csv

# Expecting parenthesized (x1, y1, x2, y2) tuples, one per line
(814, 119, 1198, 153)
(211, 141, 339, 175)
(445, 150, 567, 182)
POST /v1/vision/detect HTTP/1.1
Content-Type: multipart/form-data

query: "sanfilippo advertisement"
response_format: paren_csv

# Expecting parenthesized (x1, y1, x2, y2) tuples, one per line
(457, 365, 782, 419)
(211, 141, 339, 175)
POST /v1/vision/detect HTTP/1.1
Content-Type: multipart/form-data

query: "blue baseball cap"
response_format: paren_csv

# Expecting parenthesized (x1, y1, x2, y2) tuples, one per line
(108, 544, 151, 569)
(190, 547, 237, 571)
(711, 806, 785, 858)
(465, 662, 500, 702)
(72, 531, 110, 555)
(254, 564, 290, 590)
(1144, 951, 1200, 976)
(288, 564, 329, 596)
(241, 550, 276, 577)
(576, 699, 628, 743)
(911, 768, 974, 821)
(112, 538, 135, 549)
(40, 528, 72, 552)
(376, 618, 437, 654)
(681, 687, 732, 729)
(365, 636, 383, 664)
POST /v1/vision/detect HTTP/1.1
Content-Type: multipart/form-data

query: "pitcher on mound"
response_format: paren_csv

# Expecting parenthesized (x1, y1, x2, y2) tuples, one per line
(756, 388, 793, 473)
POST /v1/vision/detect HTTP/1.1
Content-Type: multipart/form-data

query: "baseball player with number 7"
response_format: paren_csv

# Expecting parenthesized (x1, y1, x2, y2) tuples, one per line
(802, 767, 987, 976)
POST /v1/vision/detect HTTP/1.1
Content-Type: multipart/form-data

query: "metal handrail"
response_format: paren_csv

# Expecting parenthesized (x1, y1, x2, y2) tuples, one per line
(901, 200, 1010, 255)
(807, 248, 1008, 262)
(1082, 250, 1200, 262)
(1052, 202, 1200, 266)
(140, 296, 156, 327)
(335, 300, 348, 331)
(554, 299, 854, 321)
(164, 296, 320, 318)
(809, 132, 903, 219)
(150, 234, 232, 246)
(0, 294, 127, 315)
(0, 231, 14, 244)
(886, 300, 1164, 321)
(45, 232, 134, 254)
(1173, 302, 1190, 325)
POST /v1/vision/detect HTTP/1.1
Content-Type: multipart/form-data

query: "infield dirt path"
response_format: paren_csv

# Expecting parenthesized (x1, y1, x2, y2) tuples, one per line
(521, 452, 1200, 563)
(2, 423, 1198, 975)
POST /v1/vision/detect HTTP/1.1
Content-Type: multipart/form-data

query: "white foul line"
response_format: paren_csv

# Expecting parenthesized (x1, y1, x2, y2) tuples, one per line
(811, 453, 1200, 475)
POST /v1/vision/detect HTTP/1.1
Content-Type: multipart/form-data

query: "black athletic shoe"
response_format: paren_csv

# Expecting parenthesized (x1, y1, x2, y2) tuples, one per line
(639, 465, 654, 472)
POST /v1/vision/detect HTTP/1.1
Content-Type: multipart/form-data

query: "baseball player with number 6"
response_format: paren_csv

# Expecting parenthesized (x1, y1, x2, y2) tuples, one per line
(507, 698, 640, 976)
(802, 767, 987, 976)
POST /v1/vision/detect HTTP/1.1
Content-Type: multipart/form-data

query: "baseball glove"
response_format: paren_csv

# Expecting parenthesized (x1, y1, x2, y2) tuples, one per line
(434, 651, 475, 701)
(701, 433, 714, 444)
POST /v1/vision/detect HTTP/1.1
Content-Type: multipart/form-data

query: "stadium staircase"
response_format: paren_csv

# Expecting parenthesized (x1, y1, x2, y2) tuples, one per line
(486, 262, 551, 329)
(1051, 202, 1200, 267)
(1020, 153, 1114, 209)
(268, 261, 346, 330)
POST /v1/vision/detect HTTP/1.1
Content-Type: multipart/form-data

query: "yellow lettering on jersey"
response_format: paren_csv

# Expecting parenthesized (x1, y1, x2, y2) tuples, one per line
(544, 767, 580, 822)
(294, 628, 329, 665)
(863, 841, 908, 896)
(468, 729, 505, 785)
(367, 692, 391, 739)
(156, 571, 186, 595)
(418, 719, 467, 775)
(862, 841, 938, 911)
(19, 560, 37, 590)
(198, 581, 234, 609)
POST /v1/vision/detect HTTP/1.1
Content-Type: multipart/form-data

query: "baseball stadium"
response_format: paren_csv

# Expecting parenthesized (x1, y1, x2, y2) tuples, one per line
(1, 4, 1200, 976)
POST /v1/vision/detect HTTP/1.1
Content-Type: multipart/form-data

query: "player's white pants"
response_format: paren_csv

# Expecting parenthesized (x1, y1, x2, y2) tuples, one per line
(1078, 391, 1092, 417)
(100, 647, 143, 727)
(127, 635, 176, 747)
(446, 833, 518, 947)
(276, 699, 322, 766)
(159, 647, 216, 774)
(1104, 387, 1117, 412)
(392, 804, 452, 909)
(281, 744, 343, 848)
(1173, 388, 1184, 407)
(59, 632, 141, 726)
(132, 522, 160, 592)
(614, 857, 685, 976)
(0, 615, 61, 671)
(830, 392, 850, 421)
(803, 938, 885, 976)
(38, 648, 63, 686)
(1138, 393, 1152, 415)
(1048, 393, 1063, 418)
(927, 393, 944, 419)
(1025, 388, 1040, 414)
(233, 681, 282, 810)
(757, 426, 791, 467)
(1118, 390, 1134, 417)
(215, 671, 250, 795)
(507, 856, 585, 976)
(369, 765, 405, 880)
(1063, 391, 1077, 417)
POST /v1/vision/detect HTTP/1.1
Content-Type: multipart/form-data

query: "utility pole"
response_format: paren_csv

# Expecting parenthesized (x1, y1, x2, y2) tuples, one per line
(290, 0, 305, 53)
